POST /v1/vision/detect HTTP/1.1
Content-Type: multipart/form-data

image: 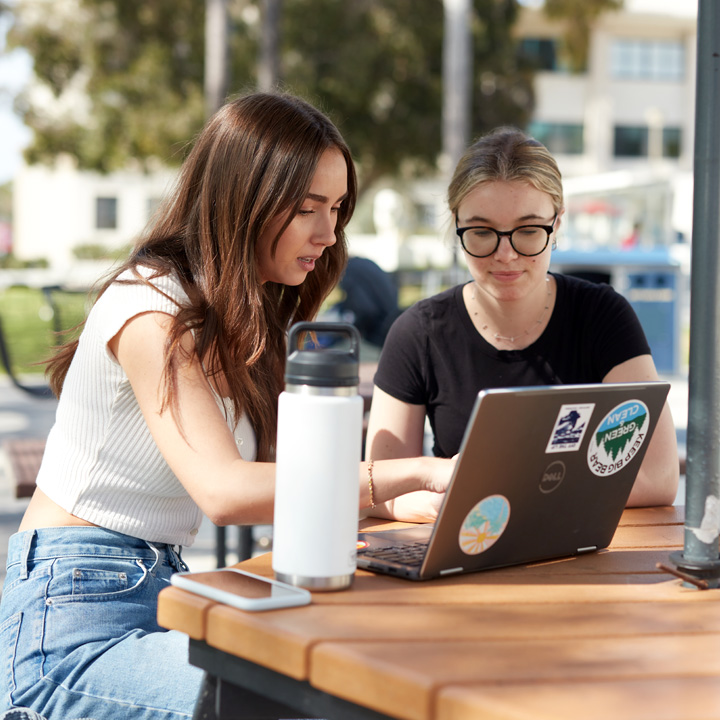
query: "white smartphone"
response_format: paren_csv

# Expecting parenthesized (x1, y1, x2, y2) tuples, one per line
(170, 568, 312, 611)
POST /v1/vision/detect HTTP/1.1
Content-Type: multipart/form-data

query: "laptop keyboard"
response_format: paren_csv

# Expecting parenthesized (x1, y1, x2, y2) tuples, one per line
(363, 542, 428, 567)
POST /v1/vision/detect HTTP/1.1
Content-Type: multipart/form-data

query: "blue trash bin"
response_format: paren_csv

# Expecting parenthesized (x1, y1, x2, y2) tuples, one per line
(551, 248, 682, 375)
(625, 270, 678, 374)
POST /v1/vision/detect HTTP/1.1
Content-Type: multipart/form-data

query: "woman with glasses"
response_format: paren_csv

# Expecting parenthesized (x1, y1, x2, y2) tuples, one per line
(365, 126, 679, 520)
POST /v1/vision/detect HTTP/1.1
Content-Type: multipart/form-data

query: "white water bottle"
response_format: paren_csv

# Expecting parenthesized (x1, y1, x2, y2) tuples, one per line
(273, 322, 364, 591)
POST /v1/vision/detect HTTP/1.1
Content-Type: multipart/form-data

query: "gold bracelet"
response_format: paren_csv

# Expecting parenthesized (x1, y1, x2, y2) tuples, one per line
(367, 459, 376, 509)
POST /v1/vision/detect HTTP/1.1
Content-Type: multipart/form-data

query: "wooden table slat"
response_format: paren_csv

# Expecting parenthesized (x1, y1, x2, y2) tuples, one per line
(220, 551, 713, 605)
(199, 599, 720, 644)
(436, 677, 720, 720)
(311, 635, 720, 720)
(177, 599, 720, 681)
(205, 604, 310, 680)
(609, 523, 684, 548)
(156, 585, 214, 640)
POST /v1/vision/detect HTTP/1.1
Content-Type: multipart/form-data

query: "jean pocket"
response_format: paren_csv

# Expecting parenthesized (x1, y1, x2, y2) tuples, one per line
(72, 567, 130, 595)
(47, 557, 150, 605)
(0, 612, 22, 704)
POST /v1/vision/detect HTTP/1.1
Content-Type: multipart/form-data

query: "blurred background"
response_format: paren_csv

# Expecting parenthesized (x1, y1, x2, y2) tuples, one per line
(0, 0, 697, 374)
(0, 0, 696, 567)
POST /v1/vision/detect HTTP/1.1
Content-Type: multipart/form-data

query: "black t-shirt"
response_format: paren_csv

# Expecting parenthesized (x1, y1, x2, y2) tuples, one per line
(374, 272, 651, 458)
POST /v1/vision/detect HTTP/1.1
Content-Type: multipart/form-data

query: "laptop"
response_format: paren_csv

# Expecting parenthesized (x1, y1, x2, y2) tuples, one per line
(357, 381, 670, 580)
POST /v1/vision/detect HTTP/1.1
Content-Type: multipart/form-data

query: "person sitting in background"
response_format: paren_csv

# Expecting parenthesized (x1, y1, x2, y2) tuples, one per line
(0, 91, 454, 720)
(365, 126, 678, 522)
(334, 255, 401, 347)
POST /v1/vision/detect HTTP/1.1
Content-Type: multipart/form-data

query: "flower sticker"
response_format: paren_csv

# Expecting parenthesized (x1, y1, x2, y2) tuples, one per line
(458, 494, 510, 555)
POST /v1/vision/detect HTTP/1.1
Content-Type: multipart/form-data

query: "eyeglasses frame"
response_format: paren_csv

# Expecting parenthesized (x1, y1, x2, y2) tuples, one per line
(455, 213, 558, 258)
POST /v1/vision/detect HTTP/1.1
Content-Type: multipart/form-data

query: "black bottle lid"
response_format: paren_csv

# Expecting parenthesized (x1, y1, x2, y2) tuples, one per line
(285, 322, 360, 387)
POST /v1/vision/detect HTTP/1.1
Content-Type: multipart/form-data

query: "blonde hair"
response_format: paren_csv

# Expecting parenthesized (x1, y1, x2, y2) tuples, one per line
(448, 126, 563, 217)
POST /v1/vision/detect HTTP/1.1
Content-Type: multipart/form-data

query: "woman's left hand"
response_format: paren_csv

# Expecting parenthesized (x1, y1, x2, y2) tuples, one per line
(376, 454, 458, 523)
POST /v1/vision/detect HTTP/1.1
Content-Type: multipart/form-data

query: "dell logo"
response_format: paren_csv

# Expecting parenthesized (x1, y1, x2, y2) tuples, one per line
(540, 460, 566, 494)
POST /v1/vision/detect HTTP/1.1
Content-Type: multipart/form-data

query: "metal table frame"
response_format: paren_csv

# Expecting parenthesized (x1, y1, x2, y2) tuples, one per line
(189, 639, 394, 720)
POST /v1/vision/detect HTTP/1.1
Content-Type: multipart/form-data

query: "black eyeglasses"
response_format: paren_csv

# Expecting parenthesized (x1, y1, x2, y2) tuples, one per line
(455, 214, 558, 258)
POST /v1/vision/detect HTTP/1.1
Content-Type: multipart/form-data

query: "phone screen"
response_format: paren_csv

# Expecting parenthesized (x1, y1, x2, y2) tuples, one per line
(182, 570, 299, 599)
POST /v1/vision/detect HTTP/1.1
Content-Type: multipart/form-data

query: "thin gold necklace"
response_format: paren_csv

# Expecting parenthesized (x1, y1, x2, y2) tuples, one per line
(470, 277, 552, 344)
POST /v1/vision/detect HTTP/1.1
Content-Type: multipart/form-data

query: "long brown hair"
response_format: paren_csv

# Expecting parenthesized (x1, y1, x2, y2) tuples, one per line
(46, 91, 357, 461)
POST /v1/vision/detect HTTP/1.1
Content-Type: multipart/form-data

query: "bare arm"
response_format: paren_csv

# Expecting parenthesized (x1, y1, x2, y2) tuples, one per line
(112, 313, 453, 526)
(111, 311, 277, 526)
(603, 355, 679, 507)
(365, 386, 426, 459)
(364, 386, 448, 521)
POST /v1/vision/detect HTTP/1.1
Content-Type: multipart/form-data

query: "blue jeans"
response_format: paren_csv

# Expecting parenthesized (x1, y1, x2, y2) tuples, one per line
(0, 527, 204, 720)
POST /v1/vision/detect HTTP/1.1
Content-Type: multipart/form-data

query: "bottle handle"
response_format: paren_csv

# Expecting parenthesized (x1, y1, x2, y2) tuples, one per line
(287, 322, 361, 361)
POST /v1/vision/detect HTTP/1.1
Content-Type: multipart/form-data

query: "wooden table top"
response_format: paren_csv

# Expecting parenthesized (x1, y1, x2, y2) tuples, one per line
(159, 505, 720, 720)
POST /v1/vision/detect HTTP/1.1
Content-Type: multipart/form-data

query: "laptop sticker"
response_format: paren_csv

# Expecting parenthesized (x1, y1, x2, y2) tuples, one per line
(458, 494, 510, 555)
(546, 404, 595, 453)
(588, 400, 649, 477)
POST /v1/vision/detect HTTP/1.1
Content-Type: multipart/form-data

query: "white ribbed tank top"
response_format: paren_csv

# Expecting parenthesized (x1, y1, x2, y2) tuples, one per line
(35, 267, 256, 546)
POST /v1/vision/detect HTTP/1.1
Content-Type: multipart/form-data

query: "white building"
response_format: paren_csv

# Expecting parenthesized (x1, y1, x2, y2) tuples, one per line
(514, 0, 697, 249)
(13, 156, 176, 272)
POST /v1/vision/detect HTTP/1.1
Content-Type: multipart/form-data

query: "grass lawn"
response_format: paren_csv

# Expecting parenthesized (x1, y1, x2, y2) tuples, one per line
(0, 286, 92, 376)
(0, 280, 432, 378)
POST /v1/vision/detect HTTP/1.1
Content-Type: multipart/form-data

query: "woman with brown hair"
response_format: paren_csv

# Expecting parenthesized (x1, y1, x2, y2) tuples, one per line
(0, 91, 453, 720)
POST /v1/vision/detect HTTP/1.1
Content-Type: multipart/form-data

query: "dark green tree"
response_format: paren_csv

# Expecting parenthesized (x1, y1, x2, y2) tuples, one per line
(277, 0, 540, 188)
(7, 0, 255, 171)
(280, 0, 446, 189)
(6, 0, 621, 188)
(469, 0, 534, 141)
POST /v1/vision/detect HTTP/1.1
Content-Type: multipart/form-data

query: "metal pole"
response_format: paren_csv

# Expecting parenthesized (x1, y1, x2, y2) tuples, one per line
(671, 0, 720, 588)
(205, 0, 229, 116)
(442, 0, 472, 279)
(206, 0, 229, 566)
(258, 0, 282, 91)
(442, 0, 472, 173)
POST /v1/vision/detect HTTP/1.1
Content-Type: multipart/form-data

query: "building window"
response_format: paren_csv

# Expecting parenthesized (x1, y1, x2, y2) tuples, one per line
(614, 126, 649, 157)
(517, 38, 581, 72)
(528, 122, 584, 155)
(96, 197, 118, 229)
(663, 127, 682, 158)
(611, 39, 685, 81)
(147, 197, 162, 221)
(613, 126, 682, 158)
(518, 38, 558, 71)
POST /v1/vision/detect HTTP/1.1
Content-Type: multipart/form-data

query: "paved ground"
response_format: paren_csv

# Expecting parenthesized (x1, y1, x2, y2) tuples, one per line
(0, 373, 690, 590)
